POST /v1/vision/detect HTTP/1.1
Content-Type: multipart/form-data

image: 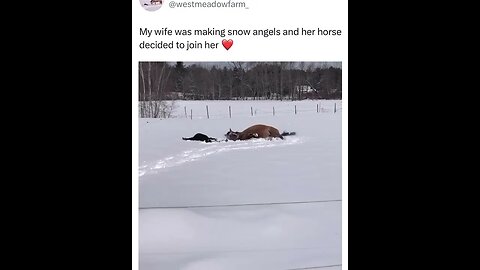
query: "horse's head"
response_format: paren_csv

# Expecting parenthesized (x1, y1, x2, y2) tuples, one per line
(225, 128, 240, 141)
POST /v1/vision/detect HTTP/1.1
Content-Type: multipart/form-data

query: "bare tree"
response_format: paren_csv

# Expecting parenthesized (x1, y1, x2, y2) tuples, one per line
(139, 62, 341, 108)
(139, 62, 174, 118)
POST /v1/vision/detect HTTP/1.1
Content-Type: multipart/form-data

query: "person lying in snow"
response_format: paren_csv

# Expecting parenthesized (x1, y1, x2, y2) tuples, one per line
(182, 133, 218, 143)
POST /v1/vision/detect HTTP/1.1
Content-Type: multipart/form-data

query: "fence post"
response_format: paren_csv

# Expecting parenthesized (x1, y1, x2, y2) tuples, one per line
(229, 106, 232, 118)
(206, 105, 209, 119)
(184, 106, 187, 118)
(190, 109, 192, 119)
(317, 104, 319, 113)
(295, 105, 297, 114)
(251, 107, 253, 116)
(273, 106, 275, 116)
(334, 103, 336, 113)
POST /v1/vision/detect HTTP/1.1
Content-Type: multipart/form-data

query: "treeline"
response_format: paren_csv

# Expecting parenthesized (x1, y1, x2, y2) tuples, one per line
(138, 62, 342, 101)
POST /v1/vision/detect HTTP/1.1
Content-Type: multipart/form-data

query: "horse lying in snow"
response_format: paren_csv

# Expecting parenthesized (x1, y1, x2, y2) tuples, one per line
(225, 124, 296, 141)
(182, 133, 217, 143)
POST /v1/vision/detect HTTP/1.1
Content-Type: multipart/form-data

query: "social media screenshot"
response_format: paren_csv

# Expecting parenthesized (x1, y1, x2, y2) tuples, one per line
(133, 1, 347, 269)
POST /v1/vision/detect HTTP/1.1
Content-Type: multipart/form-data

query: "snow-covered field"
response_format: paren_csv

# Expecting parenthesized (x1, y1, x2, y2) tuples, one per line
(138, 100, 342, 270)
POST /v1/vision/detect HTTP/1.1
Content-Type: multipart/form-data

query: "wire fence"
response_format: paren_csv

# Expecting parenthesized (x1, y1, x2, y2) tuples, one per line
(139, 200, 343, 269)
(142, 246, 337, 256)
(139, 199, 341, 210)
(139, 100, 343, 119)
(286, 264, 342, 270)
(179, 102, 343, 120)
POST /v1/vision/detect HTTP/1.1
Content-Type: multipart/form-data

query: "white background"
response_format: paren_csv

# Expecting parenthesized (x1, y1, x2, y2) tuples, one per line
(132, 0, 348, 268)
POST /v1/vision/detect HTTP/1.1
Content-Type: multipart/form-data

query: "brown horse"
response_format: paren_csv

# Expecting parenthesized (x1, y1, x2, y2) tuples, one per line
(225, 124, 296, 141)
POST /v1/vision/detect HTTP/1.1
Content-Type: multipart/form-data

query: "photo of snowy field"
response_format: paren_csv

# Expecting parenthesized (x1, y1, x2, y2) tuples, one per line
(138, 99, 342, 270)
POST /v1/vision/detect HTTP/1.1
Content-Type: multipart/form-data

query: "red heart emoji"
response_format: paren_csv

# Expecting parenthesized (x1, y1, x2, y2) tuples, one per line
(222, 39, 233, 50)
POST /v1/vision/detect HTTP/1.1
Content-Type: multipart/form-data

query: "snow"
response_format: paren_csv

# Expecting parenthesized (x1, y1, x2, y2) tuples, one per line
(138, 100, 342, 270)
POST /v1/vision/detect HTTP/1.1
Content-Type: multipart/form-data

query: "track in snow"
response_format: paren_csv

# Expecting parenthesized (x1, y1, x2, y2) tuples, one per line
(139, 137, 303, 177)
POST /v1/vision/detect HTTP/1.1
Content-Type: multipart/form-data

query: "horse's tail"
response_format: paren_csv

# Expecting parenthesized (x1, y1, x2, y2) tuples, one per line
(281, 131, 296, 137)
